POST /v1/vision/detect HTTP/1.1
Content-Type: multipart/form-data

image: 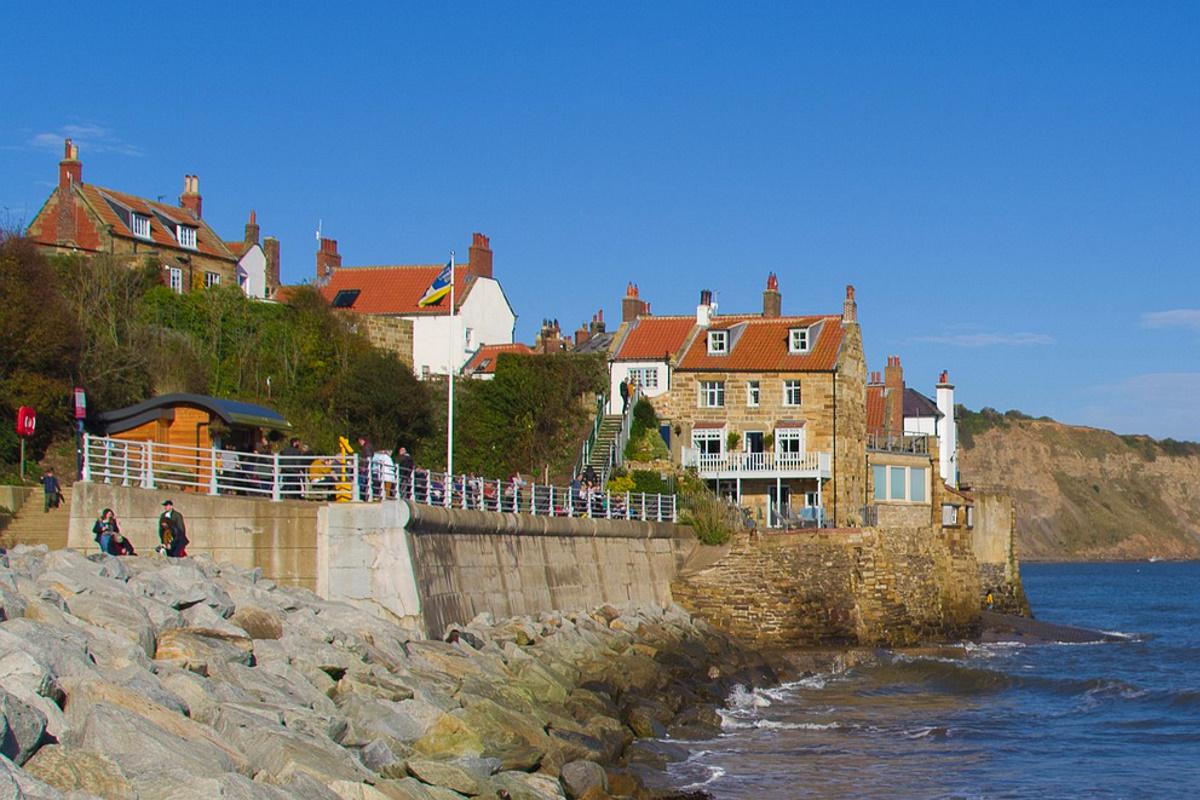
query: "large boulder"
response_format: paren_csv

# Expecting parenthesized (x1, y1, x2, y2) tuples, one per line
(0, 690, 48, 765)
(73, 702, 242, 779)
(155, 627, 254, 674)
(129, 563, 235, 617)
(0, 752, 64, 799)
(238, 727, 376, 785)
(558, 760, 607, 800)
(405, 758, 482, 796)
(22, 744, 133, 799)
(231, 604, 284, 640)
(64, 594, 156, 658)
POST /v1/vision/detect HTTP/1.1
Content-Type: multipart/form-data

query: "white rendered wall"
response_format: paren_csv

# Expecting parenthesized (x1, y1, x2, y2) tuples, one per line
(409, 278, 515, 377)
(904, 415, 937, 436)
(237, 246, 268, 299)
(937, 384, 957, 487)
(609, 361, 669, 413)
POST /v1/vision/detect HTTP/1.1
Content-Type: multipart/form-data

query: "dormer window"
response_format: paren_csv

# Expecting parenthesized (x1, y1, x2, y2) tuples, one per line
(131, 213, 151, 239)
(789, 327, 810, 354)
(707, 330, 728, 355)
(176, 225, 197, 249)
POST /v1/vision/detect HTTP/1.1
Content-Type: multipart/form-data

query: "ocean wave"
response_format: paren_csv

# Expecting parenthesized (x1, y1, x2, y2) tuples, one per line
(904, 725, 951, 739)
(725, 684, 773, 710)
(718, 714, 841, 732)
(680, 765, 726, 790)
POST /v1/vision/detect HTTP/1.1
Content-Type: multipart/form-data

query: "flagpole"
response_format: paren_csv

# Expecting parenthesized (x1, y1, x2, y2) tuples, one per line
(447, 251, 456, 478)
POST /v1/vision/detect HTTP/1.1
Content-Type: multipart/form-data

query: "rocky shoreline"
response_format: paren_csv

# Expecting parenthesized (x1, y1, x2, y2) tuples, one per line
(0, 546, 782, 799)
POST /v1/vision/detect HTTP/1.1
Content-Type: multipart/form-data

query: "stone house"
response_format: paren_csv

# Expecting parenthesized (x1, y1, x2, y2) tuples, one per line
(611, 276, 867, 529)
(26, 139, 256, 294)
(316, 233, 516, 377)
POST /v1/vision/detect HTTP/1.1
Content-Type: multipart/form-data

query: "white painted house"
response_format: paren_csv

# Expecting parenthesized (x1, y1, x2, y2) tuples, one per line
(224, 211, 279, 300)
(317, 233, 516, 377)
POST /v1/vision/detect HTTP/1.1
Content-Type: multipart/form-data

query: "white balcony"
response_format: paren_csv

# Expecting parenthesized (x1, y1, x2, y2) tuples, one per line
(680, 448, 832, 479)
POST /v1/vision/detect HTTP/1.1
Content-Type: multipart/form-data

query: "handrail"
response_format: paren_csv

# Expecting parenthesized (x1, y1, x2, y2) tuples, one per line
(601, 384, 642, 486)
(573, 392, 607, 480)
(680, 448, 832, 474)
(82, 433, 677, 522)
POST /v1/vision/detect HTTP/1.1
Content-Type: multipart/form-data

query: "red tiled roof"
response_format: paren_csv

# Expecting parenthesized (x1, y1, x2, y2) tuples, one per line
(463, 342, 533, 375)
(866, 384, 885, 435)
(319, 265, 472, 315)
(225, 240, 253, 258)
(77, 184, 235, 261)
(676, 315, 845, 372)
(613, 316, 696, 361)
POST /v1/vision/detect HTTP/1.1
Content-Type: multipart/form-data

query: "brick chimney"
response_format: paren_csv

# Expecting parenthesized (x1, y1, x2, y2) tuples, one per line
(622, 283, 648, 322)
(263, 236, 280, 293)
(538, 319, 564, 354)
(574, 322, 590, 348)
(316, 237, 341, 282)
(589, 309, 606, 335)
(884, 355, 905, 435)
(762, 272, 781, 318)
(843, 284, 858, 324)
(180, 175, 202, 219)
(468, 232, 492, 280)
(56, 139, 81, 244)
(244, 210, 260, 245)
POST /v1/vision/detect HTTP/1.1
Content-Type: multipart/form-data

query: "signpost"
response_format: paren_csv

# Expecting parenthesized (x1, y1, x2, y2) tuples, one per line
(15, 406, 36, 480)
(73, 388, 87, 479)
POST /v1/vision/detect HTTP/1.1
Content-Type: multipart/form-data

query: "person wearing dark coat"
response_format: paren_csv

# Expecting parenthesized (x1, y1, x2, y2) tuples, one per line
(108, 532, 136, 556)
(92, 508, 119, 554)
(42, 468, 62, 512)
(158, 500, 188, 557)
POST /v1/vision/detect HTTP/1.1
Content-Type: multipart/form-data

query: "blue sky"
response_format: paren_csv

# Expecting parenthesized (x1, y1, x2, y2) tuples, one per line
(2, 3, 1197, 438)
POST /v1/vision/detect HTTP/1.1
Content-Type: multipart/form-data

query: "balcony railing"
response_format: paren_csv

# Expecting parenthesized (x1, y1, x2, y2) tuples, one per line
(82, 433, 677, 522)
(867, 432, 931, 455)
(680, 448, 832, 476)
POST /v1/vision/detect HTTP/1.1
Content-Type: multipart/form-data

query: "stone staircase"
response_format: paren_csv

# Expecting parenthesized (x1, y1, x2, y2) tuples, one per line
(1, 486, 72, 551)
(583, 415, 625, 482)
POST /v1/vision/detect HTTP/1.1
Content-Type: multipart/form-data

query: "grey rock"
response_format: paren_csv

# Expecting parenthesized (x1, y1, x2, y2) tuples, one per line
(64, 594, 156, 658)
(155, 627, 254, 675)
(0, 585, 28, 621)
(130, 563, 235, 617)
(131, 766, 296, 800)
(0, 690, 48, 765)
(230, 605, 284, 640)
(375, 778, 437, 800)
(183, 602, 248, 636)
(360, 737, 407, 777)
(406, 758, 482, 795)
(0, 752, 64, 799)
(74, 702, 238, 778)
(239, 727, 376, 785)
(491, 771, 566, 800)
(558, 760, 606, 800)
(22, 744, 133, 799)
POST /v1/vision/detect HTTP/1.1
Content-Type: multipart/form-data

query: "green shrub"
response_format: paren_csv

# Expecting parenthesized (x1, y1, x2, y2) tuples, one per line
(675, 471, 744, 545)
(632, 398, 658, 431)
(630, 469, 670, 495)
(626, 427, 669, 462)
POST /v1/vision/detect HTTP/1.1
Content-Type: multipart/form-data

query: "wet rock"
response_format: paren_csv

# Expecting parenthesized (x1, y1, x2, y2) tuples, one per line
(559, 760, 606, 800)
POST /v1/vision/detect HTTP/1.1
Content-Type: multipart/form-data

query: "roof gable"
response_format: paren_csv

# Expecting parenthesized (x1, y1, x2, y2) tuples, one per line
(676, 315, 844, 372)
(318, 264, 477, 315)
(612, 316, 696, 361)
(77, 184, 234, 261)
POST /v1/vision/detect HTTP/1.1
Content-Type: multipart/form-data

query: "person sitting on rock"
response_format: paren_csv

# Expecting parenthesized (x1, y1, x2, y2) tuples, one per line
(92, 507, 119, 554)
(108, 531, 136, 556)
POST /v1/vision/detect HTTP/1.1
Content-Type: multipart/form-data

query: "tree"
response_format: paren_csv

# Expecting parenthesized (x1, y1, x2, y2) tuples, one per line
(330, 348, 433, 455)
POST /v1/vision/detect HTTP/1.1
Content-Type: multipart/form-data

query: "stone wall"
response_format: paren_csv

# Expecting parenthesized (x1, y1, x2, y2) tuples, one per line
(970, 490, 1030, 615)
(355, 314, 414, 366)
(319, 500, 695, 638)
(672, 523, 981, 648)
(69, 483, 319, 589)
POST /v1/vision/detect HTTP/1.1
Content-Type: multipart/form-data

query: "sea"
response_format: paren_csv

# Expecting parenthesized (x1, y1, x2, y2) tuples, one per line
(650, 561, 1200, 799)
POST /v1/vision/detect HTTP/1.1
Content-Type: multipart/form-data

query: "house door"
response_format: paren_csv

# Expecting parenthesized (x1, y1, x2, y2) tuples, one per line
(745, 431, 764, 470)
(768, 484, 791, 528)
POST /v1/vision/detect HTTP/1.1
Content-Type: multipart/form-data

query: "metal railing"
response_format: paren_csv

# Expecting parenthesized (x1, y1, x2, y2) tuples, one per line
(82, 434, 677, 522)
(680, 448, 832, 475)
(573, 393, 608, 480)
(866, 432, 931, 455)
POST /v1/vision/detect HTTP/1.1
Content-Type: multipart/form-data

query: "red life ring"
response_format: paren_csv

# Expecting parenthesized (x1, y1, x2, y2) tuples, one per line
(16, 406, 36, 437)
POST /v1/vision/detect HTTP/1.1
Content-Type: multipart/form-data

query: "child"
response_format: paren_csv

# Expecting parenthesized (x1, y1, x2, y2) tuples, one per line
(41, 468, 62, 512)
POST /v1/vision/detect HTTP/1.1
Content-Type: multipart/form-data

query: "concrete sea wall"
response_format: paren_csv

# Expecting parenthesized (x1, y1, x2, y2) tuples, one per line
(318, 500, 693, 638)
(969, 490, 1030, 615)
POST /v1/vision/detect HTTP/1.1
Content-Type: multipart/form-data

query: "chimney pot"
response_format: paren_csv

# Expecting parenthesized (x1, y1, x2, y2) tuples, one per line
(180, 174, 202, 219)
(468, 231, 493, 280)
(762, 272, 782, 318)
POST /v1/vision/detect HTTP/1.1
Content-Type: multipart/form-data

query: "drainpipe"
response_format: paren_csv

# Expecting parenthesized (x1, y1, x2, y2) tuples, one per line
(832, 371, 838, 526)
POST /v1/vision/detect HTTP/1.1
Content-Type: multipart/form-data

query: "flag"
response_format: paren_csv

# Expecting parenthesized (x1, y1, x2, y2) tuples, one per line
(417, 261, 453, 307)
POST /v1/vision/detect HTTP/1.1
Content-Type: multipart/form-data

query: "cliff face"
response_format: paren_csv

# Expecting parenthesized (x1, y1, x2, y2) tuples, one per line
(959, 419, 1200, 561)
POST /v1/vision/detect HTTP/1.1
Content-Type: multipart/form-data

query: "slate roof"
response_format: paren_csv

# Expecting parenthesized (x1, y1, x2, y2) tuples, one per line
(318, 265, 475, 315)
(904, 387, 944, 420)
(676, 315, 845, 372)
(463, 343, 534, 376)
(612, 316, 696, 361)
(97, 393, 290, 435)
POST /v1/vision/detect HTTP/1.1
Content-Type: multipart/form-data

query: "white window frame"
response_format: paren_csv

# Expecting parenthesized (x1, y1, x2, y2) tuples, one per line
(783, 379, 802, 406)
(707, 330, 728, 355)
(875, 464, 932, 504)
(168, 267, 183, 294)
(775, 427, 805, 455)
(691, 428, 723, 456)
(789, 327, 810, 354)
(629, 367, 659, 390)
(204, 271, 220, 288)
(698, 381, 725, 408)
(176, 225, 197, 249)
(942, 504, 959, 526)
(746, 380, 760, 407)
(131, 213, 151, 239)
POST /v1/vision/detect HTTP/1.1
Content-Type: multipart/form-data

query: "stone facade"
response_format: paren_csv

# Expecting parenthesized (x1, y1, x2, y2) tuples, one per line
(672, 524, 982, 648)
(970, 490, 1030, 615)
(353, 314, 415, 366)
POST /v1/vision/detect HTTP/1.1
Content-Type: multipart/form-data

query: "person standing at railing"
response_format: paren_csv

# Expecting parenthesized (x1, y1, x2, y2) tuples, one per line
(355, 436, 374, 499)
(394, 446, 414, 499)
(371, 448, 395, 500)
(620, 377, 631, 413)
(279, 438, 304, 499)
